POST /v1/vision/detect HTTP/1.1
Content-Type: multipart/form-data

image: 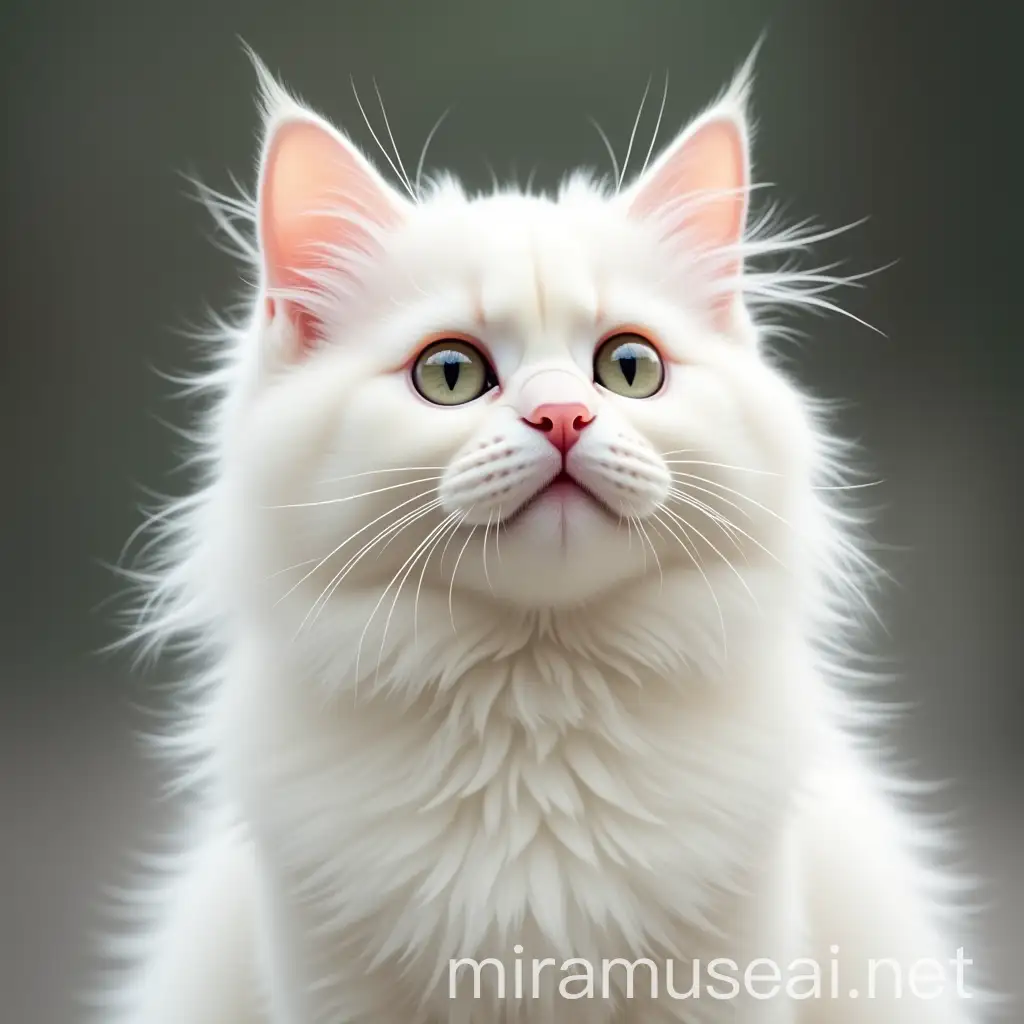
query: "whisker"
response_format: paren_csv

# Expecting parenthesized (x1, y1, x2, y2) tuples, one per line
(634, 516, 663, 590)
(618, 76, 651, 192)
(668, 488, 748, 556)
(447, 522, 478, 631)
(266, 556, 322, 581)
(375, 496, 445, 557)
(413, 511, 465, 644)
(662, 457, 781, 477)
(373, 79, 415, 197)
(358, 508, 458, 686)
(414, 108, 450, 198)
(668, 485, 755, 549)
(669, 471, 790, 527)
(811, 480, 885, 492)
(376, 510, 462, 679)
(481, 510, 494, 594)
(438, 509, 467, 573)
(305, 501, 444, 634)
(587, 117, 621, 184)
(298, 498, 442, 636)
(618, 512, 634, 552)
(350, 77, 417, 201)
(660, 500, 760, 611)
(630, 515, 647, 570)
(668, 478, 748, 523)
(642, 515, 672, 562)
(652, 508, 727, 656)
(275, 487, 439, 605)
(666, 457, 881, 495)
(494, 506, 504, 563)
(319, 466, 445, 485)
(266, 476, 442, 510)
(668, 490, 774, 574)
(638, 71, 669, 181)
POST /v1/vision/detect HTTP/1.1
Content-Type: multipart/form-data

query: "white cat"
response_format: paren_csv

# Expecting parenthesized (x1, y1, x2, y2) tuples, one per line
(102, 51, 988, 1024)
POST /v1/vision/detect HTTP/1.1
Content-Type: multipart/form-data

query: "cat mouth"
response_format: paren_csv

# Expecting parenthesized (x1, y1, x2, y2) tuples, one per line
(503, 471, 613, 525)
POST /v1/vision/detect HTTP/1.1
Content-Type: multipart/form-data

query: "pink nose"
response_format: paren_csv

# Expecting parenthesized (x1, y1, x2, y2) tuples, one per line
(523, 402, 595, 454)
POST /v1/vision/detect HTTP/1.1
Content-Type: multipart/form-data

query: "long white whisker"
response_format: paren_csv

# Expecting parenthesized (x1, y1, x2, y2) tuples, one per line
(481, 510, 494, 594)
(350, 78, 416, 201)
(630, 515, 647, 570)
(413, 511, 465, 644)
(373, 79, 415, 197)
(669, 471, 790, 526)
(299, 498, 442, 635)
(623, 510, 635, 551)
(642, 515, 671, 554)
(267, 556, 322, 580)
(276, 487, 439, 605)
(634, 516, 663, 590)
(638, 71, 669, 180)
(661, 500, 761, 610)
(448, 522, 477, 631)
(652, 508, 727, 657)
(320, 466, 445, 485)
(494, 507, 504, 563)
(588, 117, 621, 184)
(357, 509, 455, 686)
(376, 510, 461, 679)
(376, 496, 446, 558)
(415, 108, 450, 198)
(618, 76, 651, 192)
(267, 476, 442, 510)
(438, 508, 466, 573)
(666, 458, 880, 496)
(669, 479, 761, 535)
(661, 456, 780, 476)
(325, 499, 441, 597)
(668, 488, 748, 555)
(811, 480, 885, 492)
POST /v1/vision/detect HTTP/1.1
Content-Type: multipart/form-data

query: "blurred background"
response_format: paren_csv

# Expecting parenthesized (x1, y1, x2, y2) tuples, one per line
(2, 1, 1020, 1021)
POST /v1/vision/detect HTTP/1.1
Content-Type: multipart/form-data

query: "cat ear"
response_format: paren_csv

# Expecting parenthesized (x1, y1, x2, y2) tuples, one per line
(252, 56, 409, 354)
(623, 65, 753, 334)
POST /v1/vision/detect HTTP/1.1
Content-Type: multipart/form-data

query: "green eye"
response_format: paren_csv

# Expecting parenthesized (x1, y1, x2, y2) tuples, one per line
(413, 339, 496, 406)
(593, 332, 664, 398)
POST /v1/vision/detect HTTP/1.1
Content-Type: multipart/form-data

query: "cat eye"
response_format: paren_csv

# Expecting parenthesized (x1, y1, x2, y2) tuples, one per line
(593, 332, 664, 399)
(412, 338, 497, 406)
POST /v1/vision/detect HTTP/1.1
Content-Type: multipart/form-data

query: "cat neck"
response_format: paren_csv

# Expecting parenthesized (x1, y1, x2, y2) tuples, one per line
(249, 561, 797, 723)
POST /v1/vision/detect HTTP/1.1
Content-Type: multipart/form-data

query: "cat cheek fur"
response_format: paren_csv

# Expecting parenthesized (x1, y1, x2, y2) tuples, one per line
(102, 49, 988, 1024)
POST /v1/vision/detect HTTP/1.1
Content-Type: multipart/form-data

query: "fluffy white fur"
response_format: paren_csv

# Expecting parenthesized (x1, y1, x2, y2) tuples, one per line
(101, 52, 988, 1023)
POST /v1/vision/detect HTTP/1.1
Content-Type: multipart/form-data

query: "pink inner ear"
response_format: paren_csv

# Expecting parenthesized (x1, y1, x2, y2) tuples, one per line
(260, 119, 400, 296)
(630, 117, 747, 315)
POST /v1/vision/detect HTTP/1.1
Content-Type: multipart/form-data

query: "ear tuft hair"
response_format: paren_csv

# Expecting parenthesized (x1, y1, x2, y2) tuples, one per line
(241, 43, 305, 139)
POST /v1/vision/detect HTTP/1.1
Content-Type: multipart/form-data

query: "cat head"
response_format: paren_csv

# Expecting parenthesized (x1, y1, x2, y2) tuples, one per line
(217, 55, 828, 634)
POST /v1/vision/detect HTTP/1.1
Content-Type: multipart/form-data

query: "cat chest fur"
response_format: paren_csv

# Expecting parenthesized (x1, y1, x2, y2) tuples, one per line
(222, 626, 803, 1000)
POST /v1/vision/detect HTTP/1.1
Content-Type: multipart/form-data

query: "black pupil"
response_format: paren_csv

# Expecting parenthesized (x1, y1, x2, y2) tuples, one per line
(618, 353, 638, 387)
(443, 358, 461, 391)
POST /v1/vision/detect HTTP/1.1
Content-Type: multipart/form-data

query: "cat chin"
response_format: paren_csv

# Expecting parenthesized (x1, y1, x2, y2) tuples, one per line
(449, 512, 657, 609)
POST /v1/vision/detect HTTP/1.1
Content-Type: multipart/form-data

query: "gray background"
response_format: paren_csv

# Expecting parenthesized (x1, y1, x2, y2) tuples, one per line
(2, 1, 1020, 1022)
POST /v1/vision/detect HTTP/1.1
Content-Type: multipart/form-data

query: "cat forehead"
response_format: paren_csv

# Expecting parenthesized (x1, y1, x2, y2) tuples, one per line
(385, 188, 659, 330)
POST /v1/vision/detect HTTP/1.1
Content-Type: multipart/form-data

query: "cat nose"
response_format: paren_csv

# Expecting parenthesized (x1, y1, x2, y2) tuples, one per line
(523, 403, 595, 454)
